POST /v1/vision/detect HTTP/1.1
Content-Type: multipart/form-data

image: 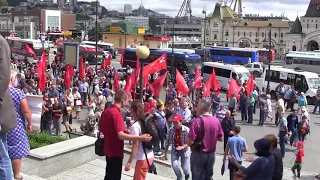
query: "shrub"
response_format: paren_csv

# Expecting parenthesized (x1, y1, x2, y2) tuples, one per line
(27, 132, 68, 150)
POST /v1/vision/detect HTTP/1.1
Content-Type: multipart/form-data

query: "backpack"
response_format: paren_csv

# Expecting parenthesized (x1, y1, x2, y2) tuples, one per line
(138, 113, 160, 150)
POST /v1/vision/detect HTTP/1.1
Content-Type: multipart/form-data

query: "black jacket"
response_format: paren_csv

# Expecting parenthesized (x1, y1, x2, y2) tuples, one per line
(221, 117, 236, 137)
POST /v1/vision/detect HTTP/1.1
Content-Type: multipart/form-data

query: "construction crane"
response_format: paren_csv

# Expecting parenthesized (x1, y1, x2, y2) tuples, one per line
(176, 0, 192, 23)
(230, 0, 243, 17)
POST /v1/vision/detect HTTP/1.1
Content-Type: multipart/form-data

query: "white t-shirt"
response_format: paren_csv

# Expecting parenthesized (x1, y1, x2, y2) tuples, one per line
(130, 122, 154, 161)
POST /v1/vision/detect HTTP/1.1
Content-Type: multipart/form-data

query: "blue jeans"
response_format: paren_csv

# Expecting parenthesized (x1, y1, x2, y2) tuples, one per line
(290, 130, 297, 146)
(81, 92, 87, 104)
(253, 101, 257, 114)
(240, 106, 247, 121)
(44, 120, 52, 134)
(259, 110, 265, 125)
(0, 132, 13, 180)
(313, 100, 320, 113)
(279, 131, 286, 157)
(191, 151, 215, 180)
(171, 150, 190, 180)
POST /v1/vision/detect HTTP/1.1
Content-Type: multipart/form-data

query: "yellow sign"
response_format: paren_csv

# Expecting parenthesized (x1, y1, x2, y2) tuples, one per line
(62, 31, 72, 36)
(138, 28, 145, 34)
(110, 26, 120, 32)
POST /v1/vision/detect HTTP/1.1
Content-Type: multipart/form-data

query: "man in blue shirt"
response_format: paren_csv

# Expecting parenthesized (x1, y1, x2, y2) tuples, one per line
(223, 126, 248, 180)
(286, 110, 298, 146)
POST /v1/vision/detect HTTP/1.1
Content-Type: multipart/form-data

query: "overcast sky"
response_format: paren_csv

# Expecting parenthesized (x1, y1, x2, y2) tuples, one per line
(98, 0, 311, 21)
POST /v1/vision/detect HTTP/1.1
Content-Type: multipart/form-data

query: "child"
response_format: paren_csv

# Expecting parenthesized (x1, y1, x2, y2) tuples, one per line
(291, 141, 305, 179)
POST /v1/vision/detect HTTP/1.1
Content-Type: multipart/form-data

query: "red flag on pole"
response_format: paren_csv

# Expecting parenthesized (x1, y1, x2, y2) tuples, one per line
(124, 74, 133, 99)
(194, 66, 202, 89)
(203, 75, 212, 97)
(106, 54, 112, 67)
(246, 75, 255, 96)
(36, 51, 47, 92)
(211, 67, 221, 94)
(176, 69, 189, 95)
(26, 44, 36, 58)
(143, 53, 167, 77)
(64, 65, 71, 89)
(79, 55, 85, 79)
(120, 54, 124, 66)
(69, 65, 75, 80)
(227, 78, 240, 100)
(151, 71, 167, 97)
(114, 70, 120, 92)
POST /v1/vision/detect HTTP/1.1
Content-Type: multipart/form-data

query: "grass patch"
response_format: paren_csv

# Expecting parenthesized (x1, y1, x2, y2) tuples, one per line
(27, 132, 68, 150)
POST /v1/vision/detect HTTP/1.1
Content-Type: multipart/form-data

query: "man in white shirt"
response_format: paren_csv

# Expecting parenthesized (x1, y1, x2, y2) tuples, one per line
(178, 101, 192, 128)
(275, 95, 285, 125)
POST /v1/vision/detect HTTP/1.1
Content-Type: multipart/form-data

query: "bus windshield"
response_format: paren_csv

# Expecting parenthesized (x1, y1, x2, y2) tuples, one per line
(185, 61, 202, 74)
(84, 52, 104, 65)
(238, 72, 251, 80)
(307, 78, 320, 89)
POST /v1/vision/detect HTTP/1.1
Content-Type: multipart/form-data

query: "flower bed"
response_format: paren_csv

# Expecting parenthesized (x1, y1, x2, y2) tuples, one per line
(27, 132, 68, 150)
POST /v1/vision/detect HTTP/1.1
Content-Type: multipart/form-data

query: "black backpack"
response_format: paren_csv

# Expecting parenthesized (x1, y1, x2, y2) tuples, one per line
(138, 113, 160, 150)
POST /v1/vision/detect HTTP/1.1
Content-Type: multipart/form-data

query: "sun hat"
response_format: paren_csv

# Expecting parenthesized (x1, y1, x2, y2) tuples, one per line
(254, 138, 271, 153)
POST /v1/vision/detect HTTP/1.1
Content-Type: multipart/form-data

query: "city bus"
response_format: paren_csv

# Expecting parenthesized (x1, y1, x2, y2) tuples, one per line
(7, 37, 49, 64)
(78, 45, 104, 66)
(285, 51, 320, 74)
(202, 62, 251, 90)
(80, 41, 117, 59)
(257, 48, 275, 63)
(209, 47, 259, 65)
(260, 66, 320, 104)
(122, 48, 202, 77)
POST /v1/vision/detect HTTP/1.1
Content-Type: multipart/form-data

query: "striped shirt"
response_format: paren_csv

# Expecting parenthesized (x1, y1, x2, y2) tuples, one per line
(215, 109, 226, 122)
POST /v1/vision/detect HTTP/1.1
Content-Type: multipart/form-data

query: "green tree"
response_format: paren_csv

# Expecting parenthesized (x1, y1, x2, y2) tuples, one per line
(0, 0, 8, 6)
(149, 17, 161, 34)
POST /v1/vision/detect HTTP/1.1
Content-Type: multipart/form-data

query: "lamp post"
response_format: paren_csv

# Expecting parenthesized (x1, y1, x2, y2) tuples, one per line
(202, 5, 207, 62)
(95, 0, 99, 72)
(136, 46, 150, 103)
(266, 29, 272, 94)
(171, 20, 175, 84)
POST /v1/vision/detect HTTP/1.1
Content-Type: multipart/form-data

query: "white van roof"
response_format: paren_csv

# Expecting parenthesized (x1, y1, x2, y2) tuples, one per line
(269, 65, 319, 78)
(203, 62, 249, 73)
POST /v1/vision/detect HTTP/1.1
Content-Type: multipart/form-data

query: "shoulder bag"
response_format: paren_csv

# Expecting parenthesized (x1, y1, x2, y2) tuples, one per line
(191, 116, 205, 152)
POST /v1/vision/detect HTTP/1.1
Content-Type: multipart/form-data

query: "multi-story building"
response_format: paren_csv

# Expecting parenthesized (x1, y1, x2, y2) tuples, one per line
(124, 4, 132, 14)
(11, 9, 76, 39)
(0, 14, 13, 34)
(69, 0, 78, 7)
(202, 2, 291, 54)
(286, 0, 320, 52)
(58, 0, 65, 7)
(125, 16, 149, 29)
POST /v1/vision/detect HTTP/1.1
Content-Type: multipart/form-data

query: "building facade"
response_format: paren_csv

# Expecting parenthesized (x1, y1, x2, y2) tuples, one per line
(286, 0, 320, 52)
(202, 2, 291, 54)
(125, 16, 149, 29)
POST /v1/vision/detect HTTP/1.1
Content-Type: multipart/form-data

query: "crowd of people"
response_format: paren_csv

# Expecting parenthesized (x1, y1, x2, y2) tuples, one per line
(0, 33, 319, 180)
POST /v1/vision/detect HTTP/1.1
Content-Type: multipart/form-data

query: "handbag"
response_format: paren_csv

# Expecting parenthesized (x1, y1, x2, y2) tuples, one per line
(191, 117, 205, 152)
(95, 132, 104, 156)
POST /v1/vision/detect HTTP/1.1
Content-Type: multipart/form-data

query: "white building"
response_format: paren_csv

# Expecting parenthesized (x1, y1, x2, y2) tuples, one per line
(125, 16, 149, 29)
(286, 0, 320, 52)
(202, 2, 291, 54)
(124, 4, 132, 14)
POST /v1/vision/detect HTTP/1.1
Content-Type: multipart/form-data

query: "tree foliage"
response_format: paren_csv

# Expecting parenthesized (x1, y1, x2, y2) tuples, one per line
(88, 24, 103, 41)
(0, 0, 8, 6)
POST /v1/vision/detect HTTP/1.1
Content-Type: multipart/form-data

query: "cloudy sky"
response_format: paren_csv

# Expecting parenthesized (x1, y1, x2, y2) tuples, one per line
(98, 0, 311, 21)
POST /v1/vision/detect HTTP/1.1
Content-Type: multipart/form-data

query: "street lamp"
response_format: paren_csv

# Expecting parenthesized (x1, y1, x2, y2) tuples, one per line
(95, 0, 99, 72)
(266, 28, 272, 94)
(202, 5, 207, 62)
(136, 46, 150, 103)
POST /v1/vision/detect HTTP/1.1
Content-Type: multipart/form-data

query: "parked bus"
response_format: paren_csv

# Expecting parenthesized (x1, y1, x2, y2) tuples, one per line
(285, 51, 320, 74)
(202, 62, 251, 90)
(7, 37, 49, 64)
(122, 48, 202, 76)
(208, 47, 259, 65)
(80, 41, 117, 59)
(258, 48, 275, 63)
(79, 45, 104, 66)
(260, 66, 320, 104)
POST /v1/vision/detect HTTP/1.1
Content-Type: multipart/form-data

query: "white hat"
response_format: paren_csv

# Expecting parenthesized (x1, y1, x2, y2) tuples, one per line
(301, 92, 304, 95)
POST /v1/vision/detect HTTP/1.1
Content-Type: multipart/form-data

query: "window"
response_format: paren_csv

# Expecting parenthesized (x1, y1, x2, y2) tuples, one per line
(250, 32, 252, 37)
(202, 66, 212, 74)
(214, 34, 217, 39)
(214, 67, 231, 78)
(225, 30, 229, 36)
(307, 24, 309, 29)
(317, 24, 318, 29)
(256, 32, 258, 37)
(280, 33, 283, 38)
(232, 72, 237, 79)
(238, 31, 240, 36)
(253, 64, 260, 68)
(244, 32, 246, 36)
(274, 33, 277, 38)
(262, 32, 264, 37)
(245, 64, 252, 68)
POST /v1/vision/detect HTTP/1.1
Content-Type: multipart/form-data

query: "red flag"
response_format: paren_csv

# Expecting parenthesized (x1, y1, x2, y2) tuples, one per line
(143, 53, 167, 77)
(227, 78, 240, 100)
(36, 51, 46, 92)
(69, 65, 74, 80)
(106, 54, 112, 67)
(176, 69, 189, 95)
(203, 75, 212, 97)
(26, 44, 36, 58)
(211, 67, 221, 94)
(64, 65, 71, 89)
(246, 75, 255, 96)
(114, 70, 120, 92)
(79, 55, 85, 79)
(124, 74, 132, 99)
(151, 71, 167, 96)
(194, 66, 202, 89)
(120, 54, 124, 66)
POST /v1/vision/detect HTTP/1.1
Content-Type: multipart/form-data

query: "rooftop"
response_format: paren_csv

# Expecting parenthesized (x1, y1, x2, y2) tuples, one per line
(234, 20, 290, 28)
(104, 20, 145, 34)
(289, 17, 303, 34)
(305, 0, 320, 17)
(211, 3, 239, 20)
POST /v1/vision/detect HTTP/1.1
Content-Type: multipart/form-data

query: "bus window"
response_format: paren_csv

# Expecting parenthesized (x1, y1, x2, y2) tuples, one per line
(295, 75, 308, 92)
(286, 57, 293, 64)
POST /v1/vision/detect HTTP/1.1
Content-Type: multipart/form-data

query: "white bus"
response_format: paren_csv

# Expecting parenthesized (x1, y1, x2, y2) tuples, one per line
(7, 37, 49, 64)
(285, 51, 320, 74)
(202, 62, 251, 90)
(80, 41, 117, 59)
(261, 66, 320, 104)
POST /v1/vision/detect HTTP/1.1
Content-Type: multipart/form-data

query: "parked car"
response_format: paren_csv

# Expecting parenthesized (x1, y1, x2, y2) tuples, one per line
(245, 62, 264, 77)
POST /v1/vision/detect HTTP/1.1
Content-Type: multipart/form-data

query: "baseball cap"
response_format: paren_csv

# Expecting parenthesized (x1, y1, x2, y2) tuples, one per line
(172, 114, 182, 122)
(254, 138, 270, 153)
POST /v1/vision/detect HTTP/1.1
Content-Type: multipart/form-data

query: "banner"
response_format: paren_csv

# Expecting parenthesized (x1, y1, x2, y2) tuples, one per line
(26, 95, 43, 131)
